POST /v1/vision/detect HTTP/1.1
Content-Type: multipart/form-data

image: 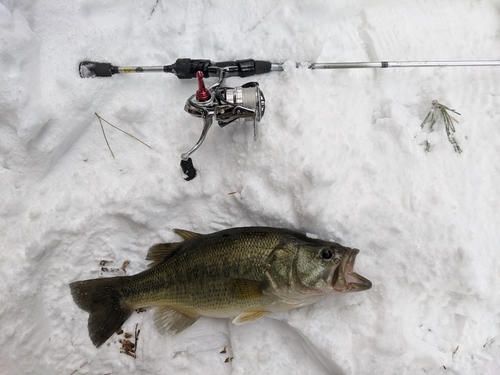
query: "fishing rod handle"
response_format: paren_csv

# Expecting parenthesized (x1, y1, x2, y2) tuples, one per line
(207, 59, 274, 78)
(163, 58, 275, 78)
(79, 61, 177, 78)
(79, 59, 275, 79)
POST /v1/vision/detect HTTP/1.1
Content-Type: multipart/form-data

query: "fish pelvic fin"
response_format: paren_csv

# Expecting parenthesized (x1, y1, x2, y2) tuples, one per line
(70, 277, 133, 347)
(232, 311, 268, 325)
(146, 242, 183, 267)
(153, 306, 199, 336)
(173, 229, 202, 242)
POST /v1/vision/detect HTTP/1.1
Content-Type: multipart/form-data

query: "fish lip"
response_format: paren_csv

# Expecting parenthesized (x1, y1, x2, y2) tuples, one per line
(332, 249, 372, 292)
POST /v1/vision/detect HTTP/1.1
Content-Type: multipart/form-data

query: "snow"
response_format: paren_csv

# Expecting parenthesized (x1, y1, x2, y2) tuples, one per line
(1, 0, 500, 374)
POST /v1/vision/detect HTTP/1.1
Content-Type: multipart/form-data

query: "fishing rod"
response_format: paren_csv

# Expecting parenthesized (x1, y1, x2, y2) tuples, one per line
(80, 58, 500, 78)
(79, 58, 500, 180)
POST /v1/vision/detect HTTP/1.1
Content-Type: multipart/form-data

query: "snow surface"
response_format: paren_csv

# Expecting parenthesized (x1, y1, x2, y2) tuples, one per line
(1, 0, 500, 374)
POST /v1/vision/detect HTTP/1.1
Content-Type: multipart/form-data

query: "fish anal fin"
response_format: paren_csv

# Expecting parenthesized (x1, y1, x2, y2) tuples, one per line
(173, 229, 202, 242)
(232, 311, 268, 325)
(146, 242, 183, 267)
(227, 279, 265, 299)
(153, 306, 199, 336)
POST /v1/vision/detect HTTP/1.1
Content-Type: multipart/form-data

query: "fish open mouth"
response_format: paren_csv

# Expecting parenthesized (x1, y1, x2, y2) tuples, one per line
(332, 249, 372, 292)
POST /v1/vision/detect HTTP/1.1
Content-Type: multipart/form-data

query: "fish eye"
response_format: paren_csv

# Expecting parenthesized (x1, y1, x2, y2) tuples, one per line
(319, 248, 333, 261)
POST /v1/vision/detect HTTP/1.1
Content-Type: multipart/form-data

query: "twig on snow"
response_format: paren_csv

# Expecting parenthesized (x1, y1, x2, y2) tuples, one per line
(420, 100, 462, 153)
(95, 113, 152, 158)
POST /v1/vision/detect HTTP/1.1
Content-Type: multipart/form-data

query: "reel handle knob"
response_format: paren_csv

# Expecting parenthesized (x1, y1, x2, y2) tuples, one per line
(180, 157, 197, 181)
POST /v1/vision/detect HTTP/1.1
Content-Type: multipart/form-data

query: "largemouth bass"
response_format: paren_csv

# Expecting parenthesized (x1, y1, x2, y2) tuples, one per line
(70, 227, 371, 347)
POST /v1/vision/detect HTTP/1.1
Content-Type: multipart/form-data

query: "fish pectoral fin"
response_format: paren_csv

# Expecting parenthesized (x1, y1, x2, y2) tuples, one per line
(173, 229, 202, 242)
(232, 311, 268, 325)
(153, 306, 199, 336)
(227, 279, 265, 299)
(146, 243, 183, 267)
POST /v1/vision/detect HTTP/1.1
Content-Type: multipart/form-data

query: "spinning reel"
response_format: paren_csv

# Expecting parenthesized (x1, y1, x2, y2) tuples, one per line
(181, 67, 265, 180)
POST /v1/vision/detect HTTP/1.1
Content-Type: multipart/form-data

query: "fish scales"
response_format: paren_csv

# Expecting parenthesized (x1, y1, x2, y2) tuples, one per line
(126, 229, 280, 309)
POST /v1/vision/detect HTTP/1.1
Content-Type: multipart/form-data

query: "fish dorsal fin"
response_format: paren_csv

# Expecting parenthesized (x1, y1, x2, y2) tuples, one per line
(227, 279, 265, 300)
(153, 306, 199, 336)
(146, 242, 182, 267)
(173, 229, 202, 242)
(232, 311, 268, 325)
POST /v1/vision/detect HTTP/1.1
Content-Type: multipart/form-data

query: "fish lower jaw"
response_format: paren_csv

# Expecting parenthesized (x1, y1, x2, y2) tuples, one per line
(334, 272, 372, 292)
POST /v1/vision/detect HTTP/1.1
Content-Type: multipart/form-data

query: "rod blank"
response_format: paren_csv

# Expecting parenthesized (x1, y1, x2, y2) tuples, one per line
(309, 60, 500, 69)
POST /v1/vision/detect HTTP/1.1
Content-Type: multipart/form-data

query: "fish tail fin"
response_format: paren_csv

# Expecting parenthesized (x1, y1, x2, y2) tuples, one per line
(70, 277, 133, 347)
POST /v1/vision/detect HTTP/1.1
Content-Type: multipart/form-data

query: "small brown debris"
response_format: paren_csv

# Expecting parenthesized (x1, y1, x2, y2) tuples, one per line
(483, 339, 494, 348)
(224, 357, 233, 363)
(220, 346, 227, 354)
(135, 324, 140, 347)
(120, 338, 136, 358)
(121, 259, 131, 273)
(120, 323, 141, 359)
(101, 266, 120, 272)
(116, 328, 124, 335)
(136, 308, 147, 313)
(100, 260, 113, 266)
(228, 191, 242, 199)
(452, 345, 459, 356)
